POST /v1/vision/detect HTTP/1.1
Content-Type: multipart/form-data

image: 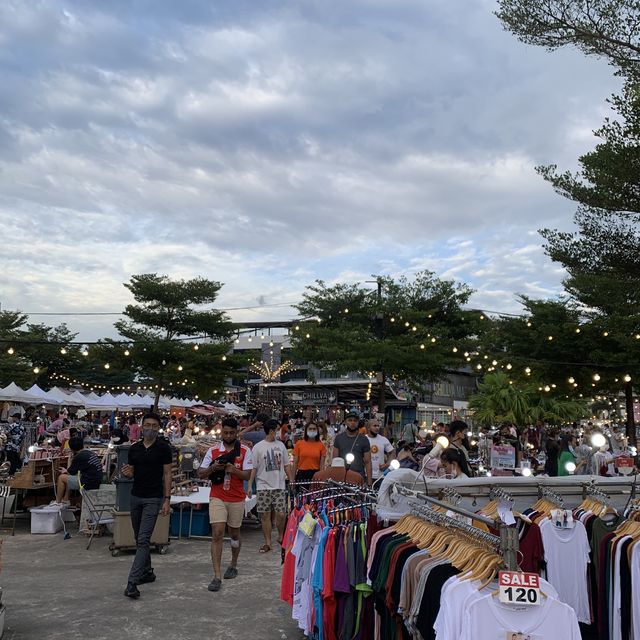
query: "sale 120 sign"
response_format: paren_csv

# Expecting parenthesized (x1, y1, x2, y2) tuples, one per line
(498, 571, 541, 606)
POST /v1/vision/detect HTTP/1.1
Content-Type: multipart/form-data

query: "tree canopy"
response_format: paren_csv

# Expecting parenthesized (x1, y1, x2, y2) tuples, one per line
(291, 271, 479, 410)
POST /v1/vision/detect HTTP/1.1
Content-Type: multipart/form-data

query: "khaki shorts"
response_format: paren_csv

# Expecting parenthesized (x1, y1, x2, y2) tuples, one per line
(209, 498, 245, 529)
(256, 489, 287, 514)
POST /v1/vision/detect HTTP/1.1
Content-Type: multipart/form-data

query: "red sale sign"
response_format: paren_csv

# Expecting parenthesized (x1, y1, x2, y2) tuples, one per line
(498, 571, 542, 606)
(499, 571, 540, 588)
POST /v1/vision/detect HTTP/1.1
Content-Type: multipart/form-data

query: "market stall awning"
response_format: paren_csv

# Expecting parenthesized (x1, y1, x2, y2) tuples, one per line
(256, 379, 410, 404)
(47, 386, 85, 407)
(188, 404, 227, 416)
(0, 382, 46, 404)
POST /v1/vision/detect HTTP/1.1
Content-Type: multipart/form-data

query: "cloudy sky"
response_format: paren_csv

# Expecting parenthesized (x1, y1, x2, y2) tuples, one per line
(0, 0, 621, 340)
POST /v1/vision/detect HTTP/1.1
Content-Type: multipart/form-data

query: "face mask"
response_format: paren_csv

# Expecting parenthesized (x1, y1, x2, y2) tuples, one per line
(307, 430, 318, 438)
(143, 428, 158, 441)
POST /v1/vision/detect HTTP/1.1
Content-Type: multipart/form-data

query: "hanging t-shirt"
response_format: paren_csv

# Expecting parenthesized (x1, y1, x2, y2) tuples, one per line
(460, 592, 581, 640)
(251, 439, 289, 490)
(435, 575, 559, 640)
(366, 434, 394, 479)
(539, 517, 591, 624)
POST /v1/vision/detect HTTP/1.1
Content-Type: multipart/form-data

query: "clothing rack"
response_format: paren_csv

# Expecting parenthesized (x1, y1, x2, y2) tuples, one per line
(582, 480, 610, 502)
(393, 484, 520, 570)
(441, 486, 462, 506)
(407, 498, 501, 549)
(488, 486, 514, 504)
(538, 485, 564, 506)
(326, 478, 377, 499)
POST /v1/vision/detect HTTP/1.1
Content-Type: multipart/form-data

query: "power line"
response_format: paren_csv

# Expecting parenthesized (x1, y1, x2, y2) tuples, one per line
(17, 301, 299, 316)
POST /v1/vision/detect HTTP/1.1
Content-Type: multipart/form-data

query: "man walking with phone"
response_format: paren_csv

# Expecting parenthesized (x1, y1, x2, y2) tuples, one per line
(120, 412, 173, 599)
(198, 418, 253, 592)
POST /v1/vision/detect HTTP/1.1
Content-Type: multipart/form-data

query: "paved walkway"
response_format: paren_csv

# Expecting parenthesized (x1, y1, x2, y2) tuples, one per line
(2, 519, 303, 640)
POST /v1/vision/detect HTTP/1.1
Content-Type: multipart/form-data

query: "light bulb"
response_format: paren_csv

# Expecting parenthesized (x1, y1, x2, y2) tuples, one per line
(521, 467, 532, 477)
(467, 431, 473, 437)
(568, 377, 575, 384)
(565, 461, 576, 474)
(591, 433, 607, 448)
(506, 363, 512, 370)
(33, 367, 40, 374)
(178, 365, 183, 371)
(124, 349, 130, 356)
(60, 348, 67, 355)
(222, 356, 227, 361)
(593, 373, 601, 382)
(436, 436, 449, 449)
(82, 349, 88, 356)
(345, 453, 355, 465)
(624, 374, 632, 383)
(104, 363, 110, 369)
(389, 459, 400, 471)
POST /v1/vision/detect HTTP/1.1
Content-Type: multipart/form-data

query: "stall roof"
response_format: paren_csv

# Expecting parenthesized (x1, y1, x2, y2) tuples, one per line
(256, 378, 410, 403)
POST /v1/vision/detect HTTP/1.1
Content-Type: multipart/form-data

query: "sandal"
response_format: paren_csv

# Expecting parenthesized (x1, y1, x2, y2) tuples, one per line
(259, 544, 271, 553)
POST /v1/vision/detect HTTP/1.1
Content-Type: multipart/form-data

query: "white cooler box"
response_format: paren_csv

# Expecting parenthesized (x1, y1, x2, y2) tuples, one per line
(29, 505, 75, 534)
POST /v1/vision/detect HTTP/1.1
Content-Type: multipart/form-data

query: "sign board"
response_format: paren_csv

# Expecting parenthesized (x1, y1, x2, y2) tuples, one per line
(490, 444, 516, 470)
(615, 455, 634, 475)
(498, 571, 541, 606)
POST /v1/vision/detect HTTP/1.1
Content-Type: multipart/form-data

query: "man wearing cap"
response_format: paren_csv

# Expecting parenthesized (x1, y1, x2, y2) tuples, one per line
(332, 412, 372, 485)
(6, 409, 26, 473)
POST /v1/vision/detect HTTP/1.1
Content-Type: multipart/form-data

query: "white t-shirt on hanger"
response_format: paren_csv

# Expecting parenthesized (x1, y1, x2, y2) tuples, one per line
(435, 574, 559, 640)
(460, 592, 581, 640)
(539, 517, 591, 624)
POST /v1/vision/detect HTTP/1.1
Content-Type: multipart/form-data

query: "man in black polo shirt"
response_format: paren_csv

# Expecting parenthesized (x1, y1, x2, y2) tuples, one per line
(121, 412, 173, 598)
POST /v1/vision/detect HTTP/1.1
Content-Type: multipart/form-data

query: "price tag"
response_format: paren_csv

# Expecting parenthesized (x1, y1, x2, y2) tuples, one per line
(498, 571, 541, 606)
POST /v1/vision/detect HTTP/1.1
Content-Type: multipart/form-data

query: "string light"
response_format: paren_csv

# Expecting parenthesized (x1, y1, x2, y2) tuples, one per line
(593, 373, 601, 381)
(178, 365, 183, 371)
(104, 363, 110, 369)
(124, 349, 130, 356)
(60, 348, 67, 355)
(7, 348, 14, 355)
(33, 367, 40, 374)
(624, 374, 632, 383)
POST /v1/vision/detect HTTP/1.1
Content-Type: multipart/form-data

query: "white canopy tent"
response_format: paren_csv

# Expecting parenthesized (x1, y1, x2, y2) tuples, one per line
(25, 384, 63, 405)
(0, 382, 45, 404)
(84, 392, 118, 411)
(47, 387, 84, 407)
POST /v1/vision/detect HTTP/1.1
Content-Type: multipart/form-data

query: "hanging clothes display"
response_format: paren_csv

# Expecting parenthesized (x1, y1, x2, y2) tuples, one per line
(282, 478, 640, 640)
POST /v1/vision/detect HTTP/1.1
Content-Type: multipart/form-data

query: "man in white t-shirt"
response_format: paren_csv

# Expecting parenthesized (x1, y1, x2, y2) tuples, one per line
(366, 418, 395, 481)
(247, 419, 293, 553)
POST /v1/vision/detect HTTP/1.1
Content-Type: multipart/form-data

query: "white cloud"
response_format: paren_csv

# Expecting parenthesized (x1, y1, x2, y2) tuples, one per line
(0, 0, 623, 340)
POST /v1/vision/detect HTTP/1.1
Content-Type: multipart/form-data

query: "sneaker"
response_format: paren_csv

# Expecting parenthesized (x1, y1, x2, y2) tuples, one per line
(138, 569, 156, 585)
(207, 577, 222, 592)
(124, 582, 140, 599)
(223, 566, 238, 580)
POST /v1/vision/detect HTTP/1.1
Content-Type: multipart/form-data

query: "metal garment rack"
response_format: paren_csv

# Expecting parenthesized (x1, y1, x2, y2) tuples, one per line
(394, 484, 520, 570)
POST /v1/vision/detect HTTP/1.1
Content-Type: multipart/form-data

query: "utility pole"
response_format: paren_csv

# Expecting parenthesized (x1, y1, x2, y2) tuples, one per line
(374, 278, 385, 417)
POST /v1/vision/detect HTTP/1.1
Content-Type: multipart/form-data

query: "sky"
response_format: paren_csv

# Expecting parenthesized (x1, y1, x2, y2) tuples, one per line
(0, 0, 622, 340)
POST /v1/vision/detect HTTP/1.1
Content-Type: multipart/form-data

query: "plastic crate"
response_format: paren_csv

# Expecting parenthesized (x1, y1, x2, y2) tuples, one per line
(31, 506, 75, 533)
(170, 507, 210, 537)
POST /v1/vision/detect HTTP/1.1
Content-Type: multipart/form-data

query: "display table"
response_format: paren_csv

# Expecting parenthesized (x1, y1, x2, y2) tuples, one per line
(170, 489, 257, 539)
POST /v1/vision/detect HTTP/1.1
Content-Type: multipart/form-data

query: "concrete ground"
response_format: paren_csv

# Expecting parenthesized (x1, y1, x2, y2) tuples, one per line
(1, 517, 304, 640)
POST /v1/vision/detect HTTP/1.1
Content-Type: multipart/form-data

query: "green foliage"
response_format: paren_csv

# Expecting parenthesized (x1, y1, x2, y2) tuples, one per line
(495, 0, 640, 79)
(291, 271, 478, 397)
(0, 311, 80, 387)
(113, 274, 237, 403)
(469, 372, 588, 426)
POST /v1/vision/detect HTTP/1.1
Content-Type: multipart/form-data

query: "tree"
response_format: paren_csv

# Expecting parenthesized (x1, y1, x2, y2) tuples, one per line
(495, 1, 640, 79)
(113, 274, 237, 408)
(0, 311, 79, 388)
(497, 0, 640, 443)
(469, 372, 587, 426)
(290, 271, 479, 413)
